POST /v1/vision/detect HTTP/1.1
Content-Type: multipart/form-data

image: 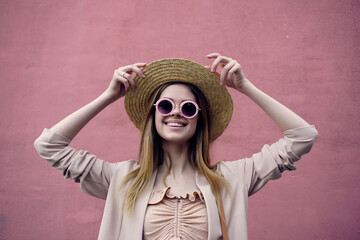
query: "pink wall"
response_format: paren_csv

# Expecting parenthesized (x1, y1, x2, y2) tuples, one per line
(0, 0, 359, 239)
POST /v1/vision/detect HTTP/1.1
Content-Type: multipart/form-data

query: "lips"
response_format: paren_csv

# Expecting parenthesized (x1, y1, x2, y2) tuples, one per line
(167, 122, 185, 127)
(165, 120, 188, 127)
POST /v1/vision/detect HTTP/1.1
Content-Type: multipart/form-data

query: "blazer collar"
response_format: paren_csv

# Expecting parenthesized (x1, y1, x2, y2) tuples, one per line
(122, 169, 158, 239)
(196, 171, 222, 239)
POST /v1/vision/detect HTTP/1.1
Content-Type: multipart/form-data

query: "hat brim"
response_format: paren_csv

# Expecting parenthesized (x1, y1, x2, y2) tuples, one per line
(124, 58, 233, 142)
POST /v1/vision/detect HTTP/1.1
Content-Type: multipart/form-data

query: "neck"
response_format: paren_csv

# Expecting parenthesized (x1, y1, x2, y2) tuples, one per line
(162, 141, 193, 179)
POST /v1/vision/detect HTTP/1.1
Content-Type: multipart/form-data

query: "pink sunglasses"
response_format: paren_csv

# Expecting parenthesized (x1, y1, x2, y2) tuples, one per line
(154, 98, 201, 119)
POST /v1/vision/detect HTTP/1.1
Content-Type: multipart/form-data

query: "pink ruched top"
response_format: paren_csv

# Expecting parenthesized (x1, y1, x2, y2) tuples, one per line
(143, 187, 208, 240)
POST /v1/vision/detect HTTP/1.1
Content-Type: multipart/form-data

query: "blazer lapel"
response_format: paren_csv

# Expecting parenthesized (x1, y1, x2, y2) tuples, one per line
(196, 171, 222, 239)
(120, 169, 158, 239)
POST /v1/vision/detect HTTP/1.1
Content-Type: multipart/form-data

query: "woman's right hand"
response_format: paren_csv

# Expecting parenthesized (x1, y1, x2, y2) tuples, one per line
(105, 63, 147, 101)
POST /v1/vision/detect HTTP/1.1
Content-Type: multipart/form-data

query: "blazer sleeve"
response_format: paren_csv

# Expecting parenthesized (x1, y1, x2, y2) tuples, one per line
(219, 125, 318, 196)
(34, 128, 127, 200)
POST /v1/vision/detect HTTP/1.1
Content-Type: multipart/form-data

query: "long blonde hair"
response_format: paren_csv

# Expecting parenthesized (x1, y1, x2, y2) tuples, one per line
(118, 82, 230, 221)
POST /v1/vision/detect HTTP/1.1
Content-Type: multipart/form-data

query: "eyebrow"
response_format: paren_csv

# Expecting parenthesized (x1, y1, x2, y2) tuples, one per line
(163, 97, 196, 103)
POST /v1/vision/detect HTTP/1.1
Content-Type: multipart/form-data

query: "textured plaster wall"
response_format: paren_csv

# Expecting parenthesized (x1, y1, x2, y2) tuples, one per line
(0, 0, 359, 239)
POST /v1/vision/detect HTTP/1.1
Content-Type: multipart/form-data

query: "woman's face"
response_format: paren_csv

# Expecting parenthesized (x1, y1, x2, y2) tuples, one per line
(155, 84, 199, 144)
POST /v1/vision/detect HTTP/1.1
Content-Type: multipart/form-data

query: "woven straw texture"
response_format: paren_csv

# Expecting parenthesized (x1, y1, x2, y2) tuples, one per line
(124, 58, 233, 142)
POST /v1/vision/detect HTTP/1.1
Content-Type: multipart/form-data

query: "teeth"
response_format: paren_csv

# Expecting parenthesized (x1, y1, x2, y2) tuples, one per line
(167, 122, 184, 127)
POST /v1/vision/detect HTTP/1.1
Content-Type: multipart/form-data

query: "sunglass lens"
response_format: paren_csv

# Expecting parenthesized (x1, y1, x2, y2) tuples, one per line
(182, 102, 197, 117)
(158, 99, 173, 115)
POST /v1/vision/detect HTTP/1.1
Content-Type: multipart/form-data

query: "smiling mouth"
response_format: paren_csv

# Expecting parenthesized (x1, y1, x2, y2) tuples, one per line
(166, 122, 187, 127)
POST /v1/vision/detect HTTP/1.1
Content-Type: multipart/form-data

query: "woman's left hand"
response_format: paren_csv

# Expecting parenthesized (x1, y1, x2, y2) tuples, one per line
(207, 53, 249, 92)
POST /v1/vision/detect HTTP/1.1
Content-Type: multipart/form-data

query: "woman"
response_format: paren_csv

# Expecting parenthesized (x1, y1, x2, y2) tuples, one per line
(34, 53, 318, 239)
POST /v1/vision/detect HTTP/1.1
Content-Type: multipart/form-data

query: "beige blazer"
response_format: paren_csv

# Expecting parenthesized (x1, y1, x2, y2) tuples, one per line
(34, 125, 318, 239)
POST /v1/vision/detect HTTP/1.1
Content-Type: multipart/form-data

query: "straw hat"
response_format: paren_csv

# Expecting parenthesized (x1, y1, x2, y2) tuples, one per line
(124, 58, 233, 142)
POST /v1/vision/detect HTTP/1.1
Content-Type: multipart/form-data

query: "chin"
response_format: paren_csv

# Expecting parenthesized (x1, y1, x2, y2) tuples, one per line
(161, 134, 193, 144)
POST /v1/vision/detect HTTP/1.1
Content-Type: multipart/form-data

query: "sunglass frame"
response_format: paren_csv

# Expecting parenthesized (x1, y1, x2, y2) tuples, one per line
(154, 98, 201, 119)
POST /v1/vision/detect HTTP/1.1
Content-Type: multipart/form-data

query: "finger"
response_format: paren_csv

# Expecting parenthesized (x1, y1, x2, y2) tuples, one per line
(122, 72, 137, 91)
(130, 65, 146, 78)
(220, 60, 237, 85)
(121, 64, 146, 78)
(225, 60, 239, 80)
(115, 70, 135, 90)
(211, 55, 232, 73)
(205, 65, 221, 78)
(119, 63, 145, 73)
(112, 75, 129, 92)
(120, 78, 130, 92)
(220, 60, 237, 84)
(133, 63, 147, 76)
(227, 62, 239, 80)
(207, 53, 220, 59)
(210, 56, 223, 73)
(114, 70, 129, 79)
(133, 62, 147, 67)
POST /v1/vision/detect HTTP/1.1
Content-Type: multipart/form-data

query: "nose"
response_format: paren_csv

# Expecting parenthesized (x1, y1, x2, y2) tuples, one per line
(171, 103, 182, 116)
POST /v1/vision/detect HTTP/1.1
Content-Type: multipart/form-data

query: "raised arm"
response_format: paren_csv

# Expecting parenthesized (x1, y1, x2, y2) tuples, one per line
(207, 53, 309, 131)
(34, 63, 146, 199)
(50, 63, 146, 140)
(235, 81, 309, 131)
(208, 53, 318, 196)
